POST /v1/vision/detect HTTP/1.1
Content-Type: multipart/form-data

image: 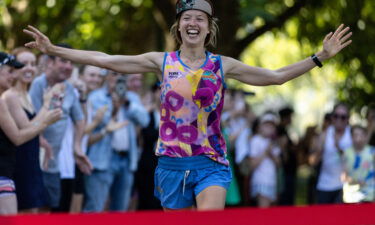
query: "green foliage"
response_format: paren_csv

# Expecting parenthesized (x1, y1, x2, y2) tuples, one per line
(0, 0, 374, 112)
(0, 0, 157, 54)
(290, 0, 375, 110)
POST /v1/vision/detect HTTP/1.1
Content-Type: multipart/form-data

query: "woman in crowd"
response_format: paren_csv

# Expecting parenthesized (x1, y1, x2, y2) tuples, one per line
(249, 113, 281, 208)
(312, 103, 353, 204)
(2, 47, 52, 213)
(0, 51, 61, 215)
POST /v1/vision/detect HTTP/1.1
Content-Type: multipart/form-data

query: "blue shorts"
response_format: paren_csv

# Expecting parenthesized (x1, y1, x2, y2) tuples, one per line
(154, 156, 232, 209)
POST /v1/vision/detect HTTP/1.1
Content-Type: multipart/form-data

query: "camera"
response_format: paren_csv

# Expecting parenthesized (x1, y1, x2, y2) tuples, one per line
(115, 76, 127, 100)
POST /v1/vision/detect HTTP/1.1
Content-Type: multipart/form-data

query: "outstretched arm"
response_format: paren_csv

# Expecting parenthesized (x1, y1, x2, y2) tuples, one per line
(23, 25, 164, 76)
(223, 24, 352, 86)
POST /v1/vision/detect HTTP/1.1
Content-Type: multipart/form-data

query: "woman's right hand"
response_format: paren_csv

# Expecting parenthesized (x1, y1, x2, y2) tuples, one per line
(43, 83, 65, 109)
(43, 108, 62, 126)
(23, 25, 53, 54)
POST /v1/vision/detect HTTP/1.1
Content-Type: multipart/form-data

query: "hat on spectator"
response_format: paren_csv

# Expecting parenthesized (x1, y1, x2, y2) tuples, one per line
(260, 113, 279, 125)
(0, 52, 24, 69)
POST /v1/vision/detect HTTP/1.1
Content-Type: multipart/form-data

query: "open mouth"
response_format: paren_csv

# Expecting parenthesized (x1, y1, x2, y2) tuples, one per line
(187, 29, 199, 38)
(24, 72, 33, 79)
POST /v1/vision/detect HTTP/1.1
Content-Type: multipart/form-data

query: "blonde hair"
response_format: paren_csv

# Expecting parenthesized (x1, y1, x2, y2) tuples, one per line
(170, 14, 219, 48)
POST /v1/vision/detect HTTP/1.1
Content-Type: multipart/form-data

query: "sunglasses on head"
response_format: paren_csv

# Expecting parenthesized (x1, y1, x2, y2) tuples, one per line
(0, 55, 14, 66)
(332, 113, 348, 120)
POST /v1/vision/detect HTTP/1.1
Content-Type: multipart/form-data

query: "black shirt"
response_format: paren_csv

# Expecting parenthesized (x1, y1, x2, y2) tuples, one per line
(0, 128, 16, 179)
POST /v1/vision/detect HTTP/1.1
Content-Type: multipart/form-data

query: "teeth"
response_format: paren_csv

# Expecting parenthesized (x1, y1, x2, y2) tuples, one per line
(24, 72, 33, 78)
(187, 29, 199, 35)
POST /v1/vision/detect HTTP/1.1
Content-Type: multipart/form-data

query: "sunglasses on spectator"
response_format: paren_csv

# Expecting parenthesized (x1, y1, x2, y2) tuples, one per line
(332, 114, 349, 120)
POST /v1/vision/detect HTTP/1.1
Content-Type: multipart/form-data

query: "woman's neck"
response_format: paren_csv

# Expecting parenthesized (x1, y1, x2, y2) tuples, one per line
(179, 45, 206, 62)
(14, 81, 28, 93)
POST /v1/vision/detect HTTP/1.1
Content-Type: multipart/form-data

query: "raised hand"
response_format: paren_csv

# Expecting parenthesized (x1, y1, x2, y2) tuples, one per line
(322, 24, 352, 59)
(23, 25, 53, 53)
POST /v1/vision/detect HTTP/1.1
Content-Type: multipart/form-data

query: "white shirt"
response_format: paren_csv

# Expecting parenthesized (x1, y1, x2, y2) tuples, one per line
(111, 107, 129, 152)
(80, 102, 93, 155)
(58, 118, 75, 179)
(317, 125, 352, 191)
(249, 135, 280, 186)
(235, 127, 252, 164)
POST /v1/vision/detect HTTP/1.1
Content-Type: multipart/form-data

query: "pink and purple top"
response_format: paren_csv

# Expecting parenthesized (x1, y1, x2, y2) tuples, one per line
(155, 51, 228, 166)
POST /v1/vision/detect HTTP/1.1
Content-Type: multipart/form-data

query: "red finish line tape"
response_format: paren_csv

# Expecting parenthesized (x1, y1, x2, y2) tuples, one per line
(1, 204, 375, 225)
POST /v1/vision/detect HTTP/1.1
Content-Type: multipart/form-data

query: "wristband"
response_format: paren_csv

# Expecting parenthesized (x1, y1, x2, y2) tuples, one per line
(311, 54, 323, 68)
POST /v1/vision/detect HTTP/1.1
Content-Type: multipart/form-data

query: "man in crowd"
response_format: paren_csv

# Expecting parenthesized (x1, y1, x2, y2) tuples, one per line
(29, 44, 91, 210)
(83, 71, 149, 212)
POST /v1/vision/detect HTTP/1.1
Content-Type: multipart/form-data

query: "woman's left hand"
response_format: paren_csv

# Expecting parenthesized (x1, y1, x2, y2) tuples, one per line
(322, 24, 352, 60)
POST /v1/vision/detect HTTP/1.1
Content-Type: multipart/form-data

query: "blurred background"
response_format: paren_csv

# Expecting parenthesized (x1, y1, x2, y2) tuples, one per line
(1, 0, 375, 209)
(1, 0, 374, 133)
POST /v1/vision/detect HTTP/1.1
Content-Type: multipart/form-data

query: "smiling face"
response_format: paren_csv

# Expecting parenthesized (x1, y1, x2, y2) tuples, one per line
(178, 10, 210, 47)
(47, 56, 73, 83)
(81, 65, 103, 92)
(13, 51, 37, 85)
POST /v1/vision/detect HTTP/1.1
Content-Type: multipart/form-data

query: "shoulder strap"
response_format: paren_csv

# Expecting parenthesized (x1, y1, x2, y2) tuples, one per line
(161, 52, 168, 82)
(218, 55, 227, 89)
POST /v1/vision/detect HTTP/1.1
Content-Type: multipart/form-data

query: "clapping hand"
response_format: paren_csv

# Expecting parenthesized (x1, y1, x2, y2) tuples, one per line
(106, 119, 129, 133)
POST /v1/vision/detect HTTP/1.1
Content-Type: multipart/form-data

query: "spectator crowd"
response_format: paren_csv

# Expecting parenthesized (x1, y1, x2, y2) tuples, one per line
(0, 47, 374, 214)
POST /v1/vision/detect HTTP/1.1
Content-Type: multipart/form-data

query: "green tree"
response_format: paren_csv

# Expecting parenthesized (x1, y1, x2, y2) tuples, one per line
(1, 0, 374, 108)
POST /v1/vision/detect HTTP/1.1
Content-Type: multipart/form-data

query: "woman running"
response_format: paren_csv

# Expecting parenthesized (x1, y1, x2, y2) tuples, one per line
(23, 0, 352, 210)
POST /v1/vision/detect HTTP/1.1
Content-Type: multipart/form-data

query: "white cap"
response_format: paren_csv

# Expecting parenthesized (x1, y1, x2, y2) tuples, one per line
(260, 113, 279, 125)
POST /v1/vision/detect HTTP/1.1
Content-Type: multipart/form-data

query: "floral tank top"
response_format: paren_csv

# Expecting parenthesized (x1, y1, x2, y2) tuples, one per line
(155, 51, 228, 166)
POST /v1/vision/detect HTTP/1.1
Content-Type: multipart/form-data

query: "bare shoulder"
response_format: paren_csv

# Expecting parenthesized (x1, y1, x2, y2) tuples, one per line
(2, 89, 19, 102)
(0, 98, 8, 112)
